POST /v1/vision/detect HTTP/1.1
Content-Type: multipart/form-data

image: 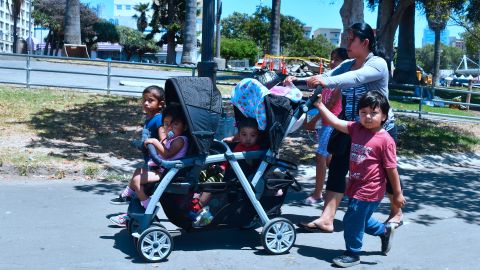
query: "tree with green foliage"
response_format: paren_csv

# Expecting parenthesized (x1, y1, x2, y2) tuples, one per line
(284, 35, 334, 58)
(132, 2, 150, 32)
(416, 44, 464, 73)
(220, 37, 258, 64)
(116, 25, 158, 61)
(220, 6, 304, 55)
(462, 27, 480, 61)
(220, 12, 250, 39)
(147, 0, 185, 64)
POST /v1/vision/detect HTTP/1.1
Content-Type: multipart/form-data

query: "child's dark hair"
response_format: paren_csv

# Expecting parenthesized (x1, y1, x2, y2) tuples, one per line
(143, 85, 165, 102)
(349, 23, 377, 55)
(163, 103, 186, 125)
(357, 91, 390, 124)
(332, 48, 348, 61)
(237, 118, 258, 132)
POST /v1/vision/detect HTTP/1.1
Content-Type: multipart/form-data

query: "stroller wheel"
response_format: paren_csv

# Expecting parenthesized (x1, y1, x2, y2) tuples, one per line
(137, 227, 173, 263)
(261, 217, 296, 255)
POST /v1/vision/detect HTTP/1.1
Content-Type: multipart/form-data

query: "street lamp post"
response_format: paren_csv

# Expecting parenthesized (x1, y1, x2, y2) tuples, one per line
(28, 0, 32, 55)
(197, 0, 217, 84)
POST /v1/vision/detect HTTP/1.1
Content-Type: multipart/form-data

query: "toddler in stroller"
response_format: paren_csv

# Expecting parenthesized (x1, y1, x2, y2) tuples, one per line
(123, 77, 313, 263)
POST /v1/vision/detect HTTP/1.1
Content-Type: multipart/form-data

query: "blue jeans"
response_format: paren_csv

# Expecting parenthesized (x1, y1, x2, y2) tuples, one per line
(343, 198, 385, 254)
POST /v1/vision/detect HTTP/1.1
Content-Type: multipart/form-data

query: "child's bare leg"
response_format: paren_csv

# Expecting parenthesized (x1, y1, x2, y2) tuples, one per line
(312, 154, 327, 199)
(129, 168, 160, 201)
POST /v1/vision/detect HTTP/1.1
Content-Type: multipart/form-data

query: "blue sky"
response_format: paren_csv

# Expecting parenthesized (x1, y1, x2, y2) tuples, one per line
(81, 0, 464, 48)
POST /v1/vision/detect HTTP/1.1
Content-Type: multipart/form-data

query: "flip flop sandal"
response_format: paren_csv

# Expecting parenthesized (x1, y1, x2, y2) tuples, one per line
(297, 222, 333, 233)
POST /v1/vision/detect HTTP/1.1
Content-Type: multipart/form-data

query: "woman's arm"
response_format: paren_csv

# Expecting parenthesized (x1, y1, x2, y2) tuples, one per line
(321, 57, 387, 89)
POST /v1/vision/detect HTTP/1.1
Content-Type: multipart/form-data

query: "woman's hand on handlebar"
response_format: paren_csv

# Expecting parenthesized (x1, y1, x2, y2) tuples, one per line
(283, 76, 297, 85)
(306, 75, 325, 89)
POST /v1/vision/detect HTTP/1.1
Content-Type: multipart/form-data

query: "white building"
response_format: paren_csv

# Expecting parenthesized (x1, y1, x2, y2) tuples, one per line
(113, 0, 141, 29)
(313, 27, 341, 47)
(0, 0, 33, 52)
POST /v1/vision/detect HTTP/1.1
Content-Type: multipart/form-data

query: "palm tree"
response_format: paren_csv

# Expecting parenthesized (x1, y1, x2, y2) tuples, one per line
(64, 0, 81, 44)
(181, 0, 197, 63)
(269, 0, 280, 55)
(132, 2, 150, 32)
(8, 0, 23, 53)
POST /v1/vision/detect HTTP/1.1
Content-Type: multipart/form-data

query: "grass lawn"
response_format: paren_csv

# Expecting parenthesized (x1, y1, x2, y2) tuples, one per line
(0, 86, 478, 178)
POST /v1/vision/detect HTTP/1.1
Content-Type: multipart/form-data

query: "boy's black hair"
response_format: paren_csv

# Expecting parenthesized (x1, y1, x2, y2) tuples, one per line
(143, 85, 165, 102)
(332, 48, 348, 61)
(357, 90, 390, 124)
(237, 117, 258, 132)
(163, 103, 187, 125)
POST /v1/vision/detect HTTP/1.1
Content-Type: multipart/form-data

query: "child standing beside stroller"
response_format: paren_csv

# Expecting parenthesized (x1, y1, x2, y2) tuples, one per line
(301, 48, 348, 206)
(192, 118, 261, 227)
(110, 103, 189, 227)
(110, 85, 165, 205)
(313, 90, 406, 267)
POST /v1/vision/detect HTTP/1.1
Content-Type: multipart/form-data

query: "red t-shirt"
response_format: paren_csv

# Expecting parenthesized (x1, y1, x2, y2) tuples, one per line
(321, 88, 342, 125)
(346, 122, 397, 202)
(220, 143, 261, 171)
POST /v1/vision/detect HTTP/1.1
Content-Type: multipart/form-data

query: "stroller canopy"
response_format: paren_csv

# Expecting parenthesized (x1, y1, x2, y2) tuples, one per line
(165, 77, 222, 156)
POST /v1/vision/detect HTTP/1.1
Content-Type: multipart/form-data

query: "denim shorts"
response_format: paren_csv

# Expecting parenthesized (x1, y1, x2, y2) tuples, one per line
(316, 125, 334, 157)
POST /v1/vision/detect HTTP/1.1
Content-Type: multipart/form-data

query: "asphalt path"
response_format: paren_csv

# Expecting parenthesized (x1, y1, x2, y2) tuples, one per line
(1, 159, 479, 270)
(0, 59, 193, 96)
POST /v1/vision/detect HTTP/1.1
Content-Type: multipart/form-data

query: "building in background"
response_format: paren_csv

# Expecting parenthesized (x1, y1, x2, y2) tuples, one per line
(448, 36, 464, 50)
(303, 26, 312, 39)
(313, 27, 341, 46)
(0, 0, 33, 52)
(422, 27, 450, 47)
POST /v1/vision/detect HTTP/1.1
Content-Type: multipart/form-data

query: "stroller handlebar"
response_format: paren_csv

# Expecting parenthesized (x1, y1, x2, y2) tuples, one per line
(301, 87, 323, 112)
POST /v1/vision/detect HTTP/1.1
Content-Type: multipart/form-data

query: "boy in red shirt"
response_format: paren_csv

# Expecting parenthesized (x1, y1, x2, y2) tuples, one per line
(313, 90, 406, 268)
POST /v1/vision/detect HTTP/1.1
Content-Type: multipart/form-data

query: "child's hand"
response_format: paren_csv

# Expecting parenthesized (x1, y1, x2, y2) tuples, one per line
(222, 136, 235, 143)
(313, 94, 323, 109)
(144, 138, 158, 146)
(393, 193, 406, 208)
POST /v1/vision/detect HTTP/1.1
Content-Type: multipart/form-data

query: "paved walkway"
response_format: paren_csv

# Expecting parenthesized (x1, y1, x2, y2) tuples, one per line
(1, 154, 479, 269)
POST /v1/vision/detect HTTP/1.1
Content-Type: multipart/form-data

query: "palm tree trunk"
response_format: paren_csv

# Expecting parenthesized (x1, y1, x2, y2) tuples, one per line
(64, 0, 81, 44)
(215, 0, 221, 58)
(166, 0, 176, 64)
(44, 31, 51, 55)
(340, 0, 364, 48)
(12, 15, 18, 53)
(181, 0, 197, 64)
(432, 29, 441, 86)
(269, 0, 281, 55)
(393, 2, 417, 84)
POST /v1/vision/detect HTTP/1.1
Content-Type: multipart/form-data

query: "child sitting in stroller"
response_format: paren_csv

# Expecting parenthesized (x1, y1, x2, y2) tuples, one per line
(110, 103, 189, 226)
(191, 118, 261, 226)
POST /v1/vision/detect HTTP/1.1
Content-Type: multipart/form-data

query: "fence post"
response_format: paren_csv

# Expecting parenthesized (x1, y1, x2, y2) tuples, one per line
(26, 54, 31, 89)
(107, 60, 111, 95)
(191, 66, 196, 77)
(418, 86, 423, 119)
(466, 80, 472, 110)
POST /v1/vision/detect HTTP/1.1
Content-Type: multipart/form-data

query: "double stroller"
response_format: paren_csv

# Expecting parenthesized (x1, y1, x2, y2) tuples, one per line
(126, 77, 313, 262)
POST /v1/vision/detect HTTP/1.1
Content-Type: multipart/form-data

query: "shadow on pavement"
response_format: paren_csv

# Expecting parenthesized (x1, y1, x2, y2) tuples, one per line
(74, 182, 124, 196)
(399, 167, 480, 225)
